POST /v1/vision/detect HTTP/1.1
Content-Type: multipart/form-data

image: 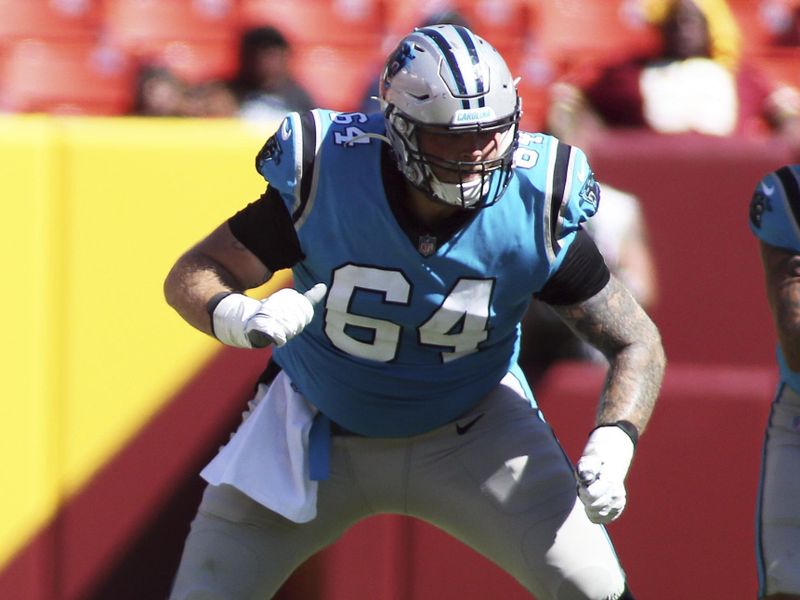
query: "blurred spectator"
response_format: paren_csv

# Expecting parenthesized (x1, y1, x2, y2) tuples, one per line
(547, 0, 800, 148)
(184, 80, 238, 118)
(132, 66, 187, 117)
(761, 0, 800, 46)
(230, 25, 315, 123)
(519, 183, 659, 386)
(357, 8, 471, 114)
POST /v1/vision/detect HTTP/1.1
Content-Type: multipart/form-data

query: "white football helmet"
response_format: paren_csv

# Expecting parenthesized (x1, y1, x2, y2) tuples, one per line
(379, 25, 521, 209)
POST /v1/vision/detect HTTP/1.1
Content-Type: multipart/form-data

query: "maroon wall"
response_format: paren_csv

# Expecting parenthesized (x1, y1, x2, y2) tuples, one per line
(588, 132, 794, 367)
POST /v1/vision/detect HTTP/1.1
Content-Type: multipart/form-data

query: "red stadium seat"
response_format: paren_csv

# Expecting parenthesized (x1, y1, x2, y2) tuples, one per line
(102, 0, 240, 57)
(499, 46, 550, 132)
(290, 44, 383, 112)
(455, 0, 533, 56)
(512, 51, 563, 133)
(0, 0, 102, 45)
(729, 0, 796, 53)
(136, 39, 239, 85)
(240, 0, 385, 48)
(751, 46, 800, 89)
(532, 0, 660, 70)
(0, 39, 135, 114)
(383, 2, 428, 36)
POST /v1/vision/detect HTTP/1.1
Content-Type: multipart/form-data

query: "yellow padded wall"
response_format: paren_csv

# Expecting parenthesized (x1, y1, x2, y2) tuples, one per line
(0, 116, 62, 571)
(55, 117, 271, 496)
(0, 115, 279, 570)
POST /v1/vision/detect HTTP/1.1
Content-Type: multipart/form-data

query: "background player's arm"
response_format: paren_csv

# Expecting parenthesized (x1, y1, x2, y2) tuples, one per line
(615, 211, 659, 310)
(164, 222, 271, 336)
(551, 274, 666, 434)
(760, 240, 800, 371)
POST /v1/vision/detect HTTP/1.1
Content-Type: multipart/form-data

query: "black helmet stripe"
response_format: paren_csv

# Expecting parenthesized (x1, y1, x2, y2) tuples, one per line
(418, 26, 471, 109)
(776, 165, 800, 228)
(453, 25, 486, 107)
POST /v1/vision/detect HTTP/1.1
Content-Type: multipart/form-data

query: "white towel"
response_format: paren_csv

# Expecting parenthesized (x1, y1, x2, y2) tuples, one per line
(201, 370, 319, 523)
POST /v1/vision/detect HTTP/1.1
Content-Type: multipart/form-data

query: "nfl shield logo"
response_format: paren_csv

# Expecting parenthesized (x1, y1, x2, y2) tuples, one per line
(417, 235, 437, 257)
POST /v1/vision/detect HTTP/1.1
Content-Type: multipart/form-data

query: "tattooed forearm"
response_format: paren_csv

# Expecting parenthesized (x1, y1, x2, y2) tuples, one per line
(551, 275, 666, 434)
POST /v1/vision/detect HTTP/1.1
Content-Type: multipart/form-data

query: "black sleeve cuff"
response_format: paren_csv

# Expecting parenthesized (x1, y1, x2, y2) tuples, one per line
(535, 229, 610, 306)
(227, 186, 304, 271)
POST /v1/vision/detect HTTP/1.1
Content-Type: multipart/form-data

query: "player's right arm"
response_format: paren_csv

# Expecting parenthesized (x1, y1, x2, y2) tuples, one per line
(759, 240, 800, 372)
(164, 195, 324, 349)
(164, 221, 272, 337)
(165, 111, 326, 347)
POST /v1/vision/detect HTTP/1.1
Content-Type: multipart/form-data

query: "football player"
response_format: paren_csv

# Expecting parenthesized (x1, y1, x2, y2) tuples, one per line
(750, 165, 800, 600)
(164, 25, 666, 600)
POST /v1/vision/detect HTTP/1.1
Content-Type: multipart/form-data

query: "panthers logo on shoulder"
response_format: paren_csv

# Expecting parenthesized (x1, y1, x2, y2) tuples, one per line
(579, 173, 600, 210)
(749, 190, 771, 229)
(255, 134, 283, 170)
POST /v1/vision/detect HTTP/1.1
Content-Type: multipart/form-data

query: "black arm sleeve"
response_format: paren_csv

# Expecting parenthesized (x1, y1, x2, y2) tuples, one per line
(534, 229, 611, 305)
(227, 186, 305, 272)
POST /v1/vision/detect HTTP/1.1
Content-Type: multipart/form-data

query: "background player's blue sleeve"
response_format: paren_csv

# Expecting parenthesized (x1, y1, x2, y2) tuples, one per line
(749, 165, 800, 253)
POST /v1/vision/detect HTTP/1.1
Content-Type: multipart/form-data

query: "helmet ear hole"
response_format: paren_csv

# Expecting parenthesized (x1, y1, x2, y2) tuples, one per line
(379, 25, 521, 209)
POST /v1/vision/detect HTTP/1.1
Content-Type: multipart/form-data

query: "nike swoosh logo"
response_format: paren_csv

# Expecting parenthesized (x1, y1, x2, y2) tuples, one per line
(761, 181, 776, 196)
(456, 413, 485, 435)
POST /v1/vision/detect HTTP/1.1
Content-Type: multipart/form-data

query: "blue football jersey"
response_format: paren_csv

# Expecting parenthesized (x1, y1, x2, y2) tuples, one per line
(256, 109, 601, 436)
(749, 165, 800, 392)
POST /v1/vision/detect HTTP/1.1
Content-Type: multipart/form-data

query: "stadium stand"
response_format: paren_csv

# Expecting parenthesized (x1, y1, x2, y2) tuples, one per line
(455, 0, 533, 57)
(0, 0, 792, 120)
(530, 0, 660, 69)
(142, 39, 239, 86)
(0, 39, 135, 115)
(729, 0, 800, 51)
(101, 0, 240, 84)
(290, 44, 383, 112)
(752, 45, 800, 89)
(239, 0, 384, 48)
(0, 0, 102, 45)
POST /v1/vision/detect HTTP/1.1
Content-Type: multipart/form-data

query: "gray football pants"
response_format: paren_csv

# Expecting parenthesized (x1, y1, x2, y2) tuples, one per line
(757, 383, 800, 596)
(169, 379, 628, 600)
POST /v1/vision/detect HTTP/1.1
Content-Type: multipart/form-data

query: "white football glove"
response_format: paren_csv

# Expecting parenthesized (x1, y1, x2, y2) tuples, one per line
(576, 424, 636, 525)
(211, 283, 327, 348)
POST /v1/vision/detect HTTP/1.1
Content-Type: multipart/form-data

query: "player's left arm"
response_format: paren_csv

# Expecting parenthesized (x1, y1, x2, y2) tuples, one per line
(760, 240, 800, 371)
(536, 142, 665, 523)
(551, 274, 666, 434)
(539, 141, 665, 433)
(551, 275, 665, 524)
